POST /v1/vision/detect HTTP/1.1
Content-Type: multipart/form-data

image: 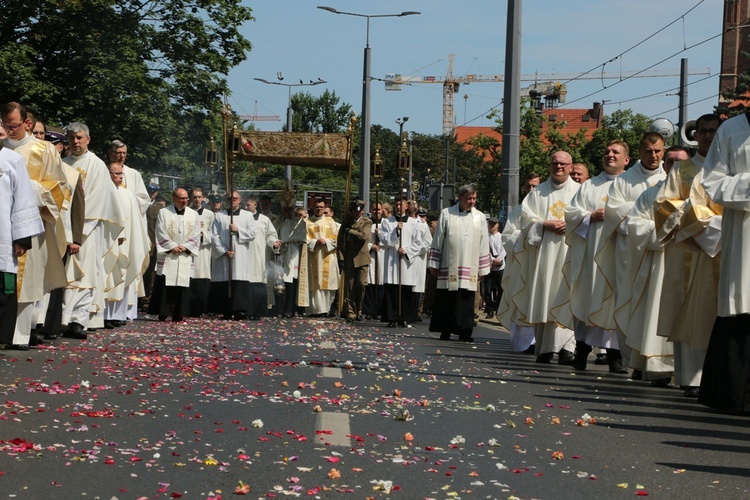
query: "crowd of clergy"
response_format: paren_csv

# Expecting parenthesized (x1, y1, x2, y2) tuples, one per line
(2, 100, 748, 415)
(0, 100, 493, 354)
(499, 112, 750, 415)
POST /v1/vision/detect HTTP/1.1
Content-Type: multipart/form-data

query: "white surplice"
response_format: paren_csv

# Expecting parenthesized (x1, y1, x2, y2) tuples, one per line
(211, 209, 258, 282)
(193, 208, 215, 280)
(278, 217, 308, 283)
(379, 216, 431, 288)
(155, 205, 200, 287)
(427, 204, 490, 291)
(0, 148, 44, 274)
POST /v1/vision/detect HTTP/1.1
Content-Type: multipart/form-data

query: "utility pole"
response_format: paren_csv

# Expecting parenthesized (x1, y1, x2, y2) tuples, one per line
(500, 0, 522, 221)
(678, 58, 689, 147)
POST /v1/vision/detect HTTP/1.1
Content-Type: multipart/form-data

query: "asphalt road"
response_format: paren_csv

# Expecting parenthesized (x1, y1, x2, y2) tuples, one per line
(1, 314, 748, 499)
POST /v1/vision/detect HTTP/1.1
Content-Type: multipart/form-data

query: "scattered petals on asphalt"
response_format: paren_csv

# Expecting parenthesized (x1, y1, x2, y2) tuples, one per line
(234, 480, 250, 495)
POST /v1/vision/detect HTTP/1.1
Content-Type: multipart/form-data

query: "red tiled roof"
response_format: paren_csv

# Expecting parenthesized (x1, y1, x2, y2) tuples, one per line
(455, 106, 601, 161)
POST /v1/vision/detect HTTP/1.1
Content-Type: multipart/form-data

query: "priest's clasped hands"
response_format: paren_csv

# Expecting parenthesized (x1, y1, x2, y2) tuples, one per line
(543, 219, 566, 235)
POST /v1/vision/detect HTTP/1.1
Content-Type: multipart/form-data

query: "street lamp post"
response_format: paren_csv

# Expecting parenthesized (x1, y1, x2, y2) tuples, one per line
(253, 77, 327, 183)
(318, 6, 420, 209)
(395, 116, 409, 198)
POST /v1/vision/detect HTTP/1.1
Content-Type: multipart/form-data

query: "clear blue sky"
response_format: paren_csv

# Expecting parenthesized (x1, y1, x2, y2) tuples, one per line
(228, 0, 723, 137)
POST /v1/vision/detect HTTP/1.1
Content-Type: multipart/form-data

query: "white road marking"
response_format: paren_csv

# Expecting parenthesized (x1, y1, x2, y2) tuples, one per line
(315, 411, 351, 447)
(321, 367, 343, 378)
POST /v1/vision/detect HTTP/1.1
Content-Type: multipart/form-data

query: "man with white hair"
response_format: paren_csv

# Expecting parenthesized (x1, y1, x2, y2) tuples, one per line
(62, 122, 123, 338)
(428, 184, 490, 342)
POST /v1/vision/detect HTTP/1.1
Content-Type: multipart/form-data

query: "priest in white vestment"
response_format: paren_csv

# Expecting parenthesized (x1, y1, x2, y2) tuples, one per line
(306, 200, 339, 316)
(653, 115, 722, 397)
(62, 122, 123, 338)
(621, 180, 676, 382)
(104, 164, 149, 326)
(428, 184, 490, 342)
(0, 145, 45, 348)
(211, 191, 259, 320)
(497, 203, 535, 353)
(698, 112, 750, 415)
(278, 207, 310, 317)
(515, 151, 579, 364)
(107, 140, 150, 216)
(148, 188, 200, 321)
(187, 187, 215, 317)
(551, 140, 630, 372)
(1, 102, 69, 348)
(591, 132, 666, 377)
(243, 195, 281, 319)
(380, 202, 430, 327)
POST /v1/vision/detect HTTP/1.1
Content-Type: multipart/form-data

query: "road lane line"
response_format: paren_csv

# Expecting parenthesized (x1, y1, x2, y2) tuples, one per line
(316, 411, 351, 447)
(321, 367, 342, 378)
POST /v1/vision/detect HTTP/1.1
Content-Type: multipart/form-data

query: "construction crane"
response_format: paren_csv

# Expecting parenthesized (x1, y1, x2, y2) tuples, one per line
(236, 100, 281, 123)
(385, 54, 711, 136)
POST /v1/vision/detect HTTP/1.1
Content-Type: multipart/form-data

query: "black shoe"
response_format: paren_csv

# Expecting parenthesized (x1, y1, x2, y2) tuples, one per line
(355, 315, 364, 322)
(172, 317, 184, 323)
(29, 334, 45, 347)
(608, 359, 628, 374)
(234, 313, 247, 321)
(387, 321, 396, 328)
(485, 312, 494, 319)
(536, 352, 554, 364)
(522, 345, 536, 354)
(7, 344, 30, 351)
(558, 349, 575, 366)
(104, 321, 116, 330)
(594, 353, 608, 365)
(651, 377, 671, 388)
(572, 341, 591, 371)
(63, 322, 87, 340)
(631, 369, 643, 380)
(459, 335, 474, 343)
(684, 386, 700, 398)
(43, 332, 60, 340)
(439, 332, 451, 340)
(158, 316, 168, 322)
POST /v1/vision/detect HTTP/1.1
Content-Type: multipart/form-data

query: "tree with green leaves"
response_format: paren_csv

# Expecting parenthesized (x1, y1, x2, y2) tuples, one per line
(715, 65, 750, 117)
(0, 0, 253, 184)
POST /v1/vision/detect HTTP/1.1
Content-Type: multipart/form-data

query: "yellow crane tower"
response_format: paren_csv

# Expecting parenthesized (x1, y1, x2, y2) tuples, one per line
(385, 54, 710, 136)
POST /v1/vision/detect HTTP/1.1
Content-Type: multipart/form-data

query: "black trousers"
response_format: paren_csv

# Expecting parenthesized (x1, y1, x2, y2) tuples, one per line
(483, 270, 503, 313)
(429, 288, 476, 338)
(383, 284, 419, 323)
(0, 272, 18, 344)
(188, 278, 211, 317)
(699, 314, 750, 415)
(148, 274, 190, 319)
